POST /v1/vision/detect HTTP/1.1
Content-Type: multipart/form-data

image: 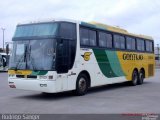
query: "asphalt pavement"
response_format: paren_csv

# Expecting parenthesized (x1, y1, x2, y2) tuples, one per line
(0, 70, 160, 114)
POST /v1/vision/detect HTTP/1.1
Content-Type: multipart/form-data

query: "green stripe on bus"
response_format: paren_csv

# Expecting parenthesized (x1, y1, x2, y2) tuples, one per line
(105, 51, 125, 76)
(93, 49, 117, 78)
(31, 71, 48, 75)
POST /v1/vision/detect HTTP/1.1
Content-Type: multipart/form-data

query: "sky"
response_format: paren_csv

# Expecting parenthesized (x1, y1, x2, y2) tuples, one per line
(0, 0, 160, 48)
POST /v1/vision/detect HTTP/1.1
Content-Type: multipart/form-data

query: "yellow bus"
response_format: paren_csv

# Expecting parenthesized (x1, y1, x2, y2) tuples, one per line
(8, 19, 155, 95)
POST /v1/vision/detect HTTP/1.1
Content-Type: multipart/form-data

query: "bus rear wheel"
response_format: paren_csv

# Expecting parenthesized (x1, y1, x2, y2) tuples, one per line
(75, 74, 89, 96)
(137, 70, 144, 85)
(130, 70, 138, 86)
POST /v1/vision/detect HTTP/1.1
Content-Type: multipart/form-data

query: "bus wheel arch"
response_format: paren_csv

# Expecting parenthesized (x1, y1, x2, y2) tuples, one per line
(78, 70, 91, 87)
(75, 70, 91, 96)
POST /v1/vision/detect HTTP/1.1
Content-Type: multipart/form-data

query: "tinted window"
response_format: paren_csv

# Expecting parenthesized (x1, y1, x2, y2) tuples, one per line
(14, 23, 59, 37)
(149, 42, 153, 52)
(89, 30, 96, 46)
(146, 40, 153, 52)
(80, 28, 89, 45)
(146, 41, 150, 52)
(59, 22, 76, 39)
(114, 35, 125, 49)
(141, 40, 145, 51)
(80, 28, 97, 46)
(126, 37, 135, 50)
(99, 32, 112, 48)
(137, 39, 145, 51)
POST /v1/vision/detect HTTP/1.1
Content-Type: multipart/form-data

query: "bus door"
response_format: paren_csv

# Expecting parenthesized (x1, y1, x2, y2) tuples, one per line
(55, 39, 69, 91)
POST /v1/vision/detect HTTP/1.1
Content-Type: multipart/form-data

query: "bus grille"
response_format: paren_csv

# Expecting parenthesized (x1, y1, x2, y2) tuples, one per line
(148, 64, 154, 76)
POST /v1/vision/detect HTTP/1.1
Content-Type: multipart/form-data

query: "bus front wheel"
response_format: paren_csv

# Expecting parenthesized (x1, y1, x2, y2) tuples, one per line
(75, 74, 89, 96)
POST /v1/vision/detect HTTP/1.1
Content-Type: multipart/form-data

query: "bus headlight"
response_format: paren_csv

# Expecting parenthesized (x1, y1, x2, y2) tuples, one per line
(39, 75, 54, 80)
(39, 75, 48, 79)
(9, 74, 15, 78)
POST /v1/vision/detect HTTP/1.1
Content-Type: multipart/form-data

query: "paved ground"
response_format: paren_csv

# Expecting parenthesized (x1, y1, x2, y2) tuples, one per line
(0, 70, 160, 114)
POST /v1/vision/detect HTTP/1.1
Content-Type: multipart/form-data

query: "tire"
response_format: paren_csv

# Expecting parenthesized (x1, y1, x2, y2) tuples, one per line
(137, 70, 144, 85)
(75, 74, 89, 96)
(130, 70, 138, 86)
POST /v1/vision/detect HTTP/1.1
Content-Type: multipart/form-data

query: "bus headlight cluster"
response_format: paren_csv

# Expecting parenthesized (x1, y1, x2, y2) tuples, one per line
(39, 75, 54, 80)
(39, 75, 48, 79)
(9, 74, 15, 78)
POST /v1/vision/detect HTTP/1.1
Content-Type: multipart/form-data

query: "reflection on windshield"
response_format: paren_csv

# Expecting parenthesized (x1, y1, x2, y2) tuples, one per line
(14, 23, 59, 37)
(16, 44, 25, 56)
(9, 39, 56, 70)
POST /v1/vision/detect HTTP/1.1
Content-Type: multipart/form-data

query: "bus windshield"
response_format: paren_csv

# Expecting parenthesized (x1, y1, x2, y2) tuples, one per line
(9, 22, 76, 71)
(9, 39, 56, 70)
(14, 23, 59, 38)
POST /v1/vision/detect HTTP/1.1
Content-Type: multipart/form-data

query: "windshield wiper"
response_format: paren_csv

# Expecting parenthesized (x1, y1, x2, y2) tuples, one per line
(28, 46, 37, 71)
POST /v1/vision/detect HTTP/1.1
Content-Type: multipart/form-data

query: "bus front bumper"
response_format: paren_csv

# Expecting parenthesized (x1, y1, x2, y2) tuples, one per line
(8, 78, 57, 93)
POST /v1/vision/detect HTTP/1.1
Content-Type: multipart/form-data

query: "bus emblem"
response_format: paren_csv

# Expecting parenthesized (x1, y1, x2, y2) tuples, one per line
(82, 52, 92, 61)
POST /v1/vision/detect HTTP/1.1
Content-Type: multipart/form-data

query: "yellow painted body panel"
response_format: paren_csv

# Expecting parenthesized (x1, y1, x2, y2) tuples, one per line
(117, 51, 155, 81)
(8, 70, 32, 75)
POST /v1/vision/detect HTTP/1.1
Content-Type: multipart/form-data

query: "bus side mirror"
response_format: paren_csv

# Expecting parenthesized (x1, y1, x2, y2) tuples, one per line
(6, 44, 9, 55)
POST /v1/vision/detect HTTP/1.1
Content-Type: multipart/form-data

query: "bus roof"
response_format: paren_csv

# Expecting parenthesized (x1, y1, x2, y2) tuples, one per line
(16, 19, 153, 40)
(17, 18, 78, 26)
(87, 22, 153, 40)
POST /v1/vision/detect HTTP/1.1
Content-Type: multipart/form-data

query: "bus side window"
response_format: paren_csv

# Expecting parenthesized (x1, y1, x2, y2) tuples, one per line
(80, 27, 97, 47)
(137, 39, 145, 51)
(126, 37, 136, 50)
(99, 32, 112, 48)
(89, 30, 96, 46)
(80, 28, 89, 46)
(141, 40, 145, 51)
(146, 41, 150, 52)
(113, 34, 125, 49)
(149, 41, 153, 52)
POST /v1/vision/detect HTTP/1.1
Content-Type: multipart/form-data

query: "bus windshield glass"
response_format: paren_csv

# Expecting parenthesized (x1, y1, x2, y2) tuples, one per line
(9, 22, 76, 71)
(9, 39, 56, 70)
(14, 23, 59, 38)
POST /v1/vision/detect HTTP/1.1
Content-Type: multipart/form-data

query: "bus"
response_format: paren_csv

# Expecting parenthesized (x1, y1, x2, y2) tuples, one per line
(8, 19, 155, 95)
(0, 52, 8, 71)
